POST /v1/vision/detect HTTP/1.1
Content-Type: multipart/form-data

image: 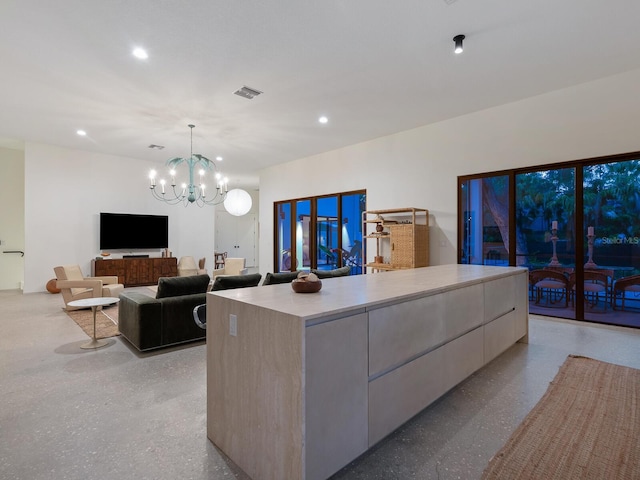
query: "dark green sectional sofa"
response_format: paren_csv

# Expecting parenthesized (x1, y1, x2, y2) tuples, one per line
(118, 274, 210, 351)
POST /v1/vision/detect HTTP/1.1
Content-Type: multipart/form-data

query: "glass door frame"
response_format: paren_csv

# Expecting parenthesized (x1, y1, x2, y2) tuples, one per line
(458, 150, 640, 324)
(273, 189, 366, 273)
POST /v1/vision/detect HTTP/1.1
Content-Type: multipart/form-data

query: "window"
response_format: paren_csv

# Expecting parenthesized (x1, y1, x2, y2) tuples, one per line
(459, 153, 640, 328)
(274, 190, 366, 274)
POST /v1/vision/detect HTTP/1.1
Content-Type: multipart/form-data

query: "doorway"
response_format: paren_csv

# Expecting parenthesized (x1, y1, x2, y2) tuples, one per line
(215, 211, 258, 268)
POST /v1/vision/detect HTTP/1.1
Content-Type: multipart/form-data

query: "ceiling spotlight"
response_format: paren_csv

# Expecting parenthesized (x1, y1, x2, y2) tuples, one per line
(453, 35, 465, 54)
(132, 47, 148, 59)
(318, 116, 328, 124)
(216, 156, 223, 161)
(76, 130, 87, 136)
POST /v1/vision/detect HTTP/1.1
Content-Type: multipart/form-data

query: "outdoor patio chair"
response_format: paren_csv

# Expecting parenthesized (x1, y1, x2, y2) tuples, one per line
(569, 270, 610, 311)
(613, 274, 640, 311)
(529, 269, 570, 307)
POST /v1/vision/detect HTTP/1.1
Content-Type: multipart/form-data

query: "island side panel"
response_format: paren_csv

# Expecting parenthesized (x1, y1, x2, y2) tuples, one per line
(515, 270, 529, 343)
(207, 294, 305, 480)
(305, 313, 369, 480)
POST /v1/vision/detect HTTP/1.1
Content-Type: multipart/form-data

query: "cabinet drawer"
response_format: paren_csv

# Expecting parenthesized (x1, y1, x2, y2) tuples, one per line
(369, 283, 483, 377)
(484, 275, 516, 322)
(368, 345, 444, 446)
(368, 327, 483, 447)
(484, 309, 516, 363)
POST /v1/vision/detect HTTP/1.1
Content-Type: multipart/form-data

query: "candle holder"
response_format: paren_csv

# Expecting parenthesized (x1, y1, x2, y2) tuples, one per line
(584, 233, 598, 269)
(548, 228, 561, 266)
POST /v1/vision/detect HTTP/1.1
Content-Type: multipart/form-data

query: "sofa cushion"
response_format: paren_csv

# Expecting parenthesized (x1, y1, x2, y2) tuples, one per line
(156, 274, 210, 299)
(212, 273, 262, 291)
(311, 266, 351, 279)
(262, 271, 301, 285)
(118, 292, 163, 351)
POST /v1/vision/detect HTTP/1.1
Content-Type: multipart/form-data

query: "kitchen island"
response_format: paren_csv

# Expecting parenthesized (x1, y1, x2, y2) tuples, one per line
(206, 264, 529, 480)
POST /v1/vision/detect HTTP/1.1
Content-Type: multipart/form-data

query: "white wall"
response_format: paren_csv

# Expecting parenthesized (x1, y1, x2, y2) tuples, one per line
(0, 147, 25, 290)
(214, 188, 260, 268)
(24, 143, 216, 292)
(258, 67, 640, 274)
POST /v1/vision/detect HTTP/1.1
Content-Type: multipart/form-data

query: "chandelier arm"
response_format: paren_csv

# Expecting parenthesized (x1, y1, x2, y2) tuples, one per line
(150, 186, 185, 205)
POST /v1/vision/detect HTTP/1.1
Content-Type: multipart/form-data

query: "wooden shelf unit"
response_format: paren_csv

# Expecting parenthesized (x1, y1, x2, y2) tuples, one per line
(363, 208, 429, 272)
(92, 257, 178, 287)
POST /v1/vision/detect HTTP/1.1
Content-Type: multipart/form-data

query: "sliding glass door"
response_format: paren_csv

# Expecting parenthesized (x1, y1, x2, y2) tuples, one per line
(582, 161, 640, 327)
(460, 175, 510, 266)
(515, 168, 576, 320)
(341, 193, 365, 274)
(296, 200, 312, 271)
(459, 153, 640, 328)
(316, 196, 338, 271)
(274, 190, 366, 274)
(276, 202, 292, 271)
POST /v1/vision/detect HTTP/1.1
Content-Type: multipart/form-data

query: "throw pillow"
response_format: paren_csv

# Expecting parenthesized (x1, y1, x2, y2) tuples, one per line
(311, 266, 351, 279)
(212, 273, 262, 291)
(262, 271, 301, 285)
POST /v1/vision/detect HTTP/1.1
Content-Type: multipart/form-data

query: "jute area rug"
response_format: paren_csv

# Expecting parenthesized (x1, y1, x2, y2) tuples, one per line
(65, 304, 120, 339)
(482, 355, 640, 479)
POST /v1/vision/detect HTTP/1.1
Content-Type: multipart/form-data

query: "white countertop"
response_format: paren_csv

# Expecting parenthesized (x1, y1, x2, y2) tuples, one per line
(208, 264, 527, 322)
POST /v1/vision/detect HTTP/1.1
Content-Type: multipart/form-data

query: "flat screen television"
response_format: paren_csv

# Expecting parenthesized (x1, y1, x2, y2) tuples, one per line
(100, 213, 168, 250)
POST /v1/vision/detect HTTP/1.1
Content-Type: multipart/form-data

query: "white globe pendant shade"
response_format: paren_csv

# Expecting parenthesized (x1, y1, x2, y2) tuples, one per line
(224, 188, 252, 216)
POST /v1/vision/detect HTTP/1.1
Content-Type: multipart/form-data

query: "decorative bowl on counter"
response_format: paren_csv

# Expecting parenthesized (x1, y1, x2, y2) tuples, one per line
(291, 271, 322, 293)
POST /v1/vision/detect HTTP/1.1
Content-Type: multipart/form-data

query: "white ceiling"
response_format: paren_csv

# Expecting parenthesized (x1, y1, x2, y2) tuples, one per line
(2, 1, 640, 188)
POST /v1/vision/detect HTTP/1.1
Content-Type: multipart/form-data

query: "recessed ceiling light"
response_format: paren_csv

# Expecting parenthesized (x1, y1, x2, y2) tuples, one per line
(216, 156, 223, 161)
(76, 130, 87, 136)
(132, 47, 148, 59)
(318, 116, 329, 124)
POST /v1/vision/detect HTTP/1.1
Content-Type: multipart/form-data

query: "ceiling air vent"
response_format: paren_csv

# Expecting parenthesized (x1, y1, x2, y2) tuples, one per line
(148, 144, 165, 150)
(233, 86, 263, 99)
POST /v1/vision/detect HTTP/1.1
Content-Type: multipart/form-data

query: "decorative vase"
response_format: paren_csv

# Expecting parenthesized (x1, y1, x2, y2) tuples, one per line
(46, 279, 61, 294)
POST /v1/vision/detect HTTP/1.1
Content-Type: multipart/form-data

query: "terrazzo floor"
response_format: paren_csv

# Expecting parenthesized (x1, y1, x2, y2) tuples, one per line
(1, 288, 639, 480)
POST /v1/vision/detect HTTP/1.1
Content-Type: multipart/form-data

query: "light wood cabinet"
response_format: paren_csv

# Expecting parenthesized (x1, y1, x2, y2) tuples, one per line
(363, 208, 429, 272)
(206, 265, 529, 480)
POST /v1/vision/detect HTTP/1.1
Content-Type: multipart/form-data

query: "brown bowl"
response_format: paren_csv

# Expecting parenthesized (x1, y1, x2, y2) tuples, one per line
(291, 279, 322, 293)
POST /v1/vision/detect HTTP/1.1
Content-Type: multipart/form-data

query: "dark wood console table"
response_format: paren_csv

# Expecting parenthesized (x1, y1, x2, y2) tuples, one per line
(92, 257, 177, 287)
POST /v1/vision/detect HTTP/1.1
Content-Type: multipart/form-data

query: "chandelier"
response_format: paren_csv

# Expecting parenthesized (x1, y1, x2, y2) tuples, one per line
(148, 124, 228, 206)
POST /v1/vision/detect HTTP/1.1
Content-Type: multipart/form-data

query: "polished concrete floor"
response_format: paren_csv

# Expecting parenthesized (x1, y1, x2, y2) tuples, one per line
(2, 289, 640, 480)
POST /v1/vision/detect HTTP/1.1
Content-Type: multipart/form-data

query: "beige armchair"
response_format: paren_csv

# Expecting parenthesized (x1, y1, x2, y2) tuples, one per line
(212, 257, 248, 279)
(178, 256, 207, 277)
(54, 264, 124, 311)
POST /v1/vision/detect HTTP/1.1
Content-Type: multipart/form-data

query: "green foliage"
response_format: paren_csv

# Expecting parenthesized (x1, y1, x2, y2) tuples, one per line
(516, 159, 640, 240)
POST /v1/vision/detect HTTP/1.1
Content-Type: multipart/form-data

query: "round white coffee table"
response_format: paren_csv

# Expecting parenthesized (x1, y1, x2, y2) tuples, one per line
(67, 297, 120, 349)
